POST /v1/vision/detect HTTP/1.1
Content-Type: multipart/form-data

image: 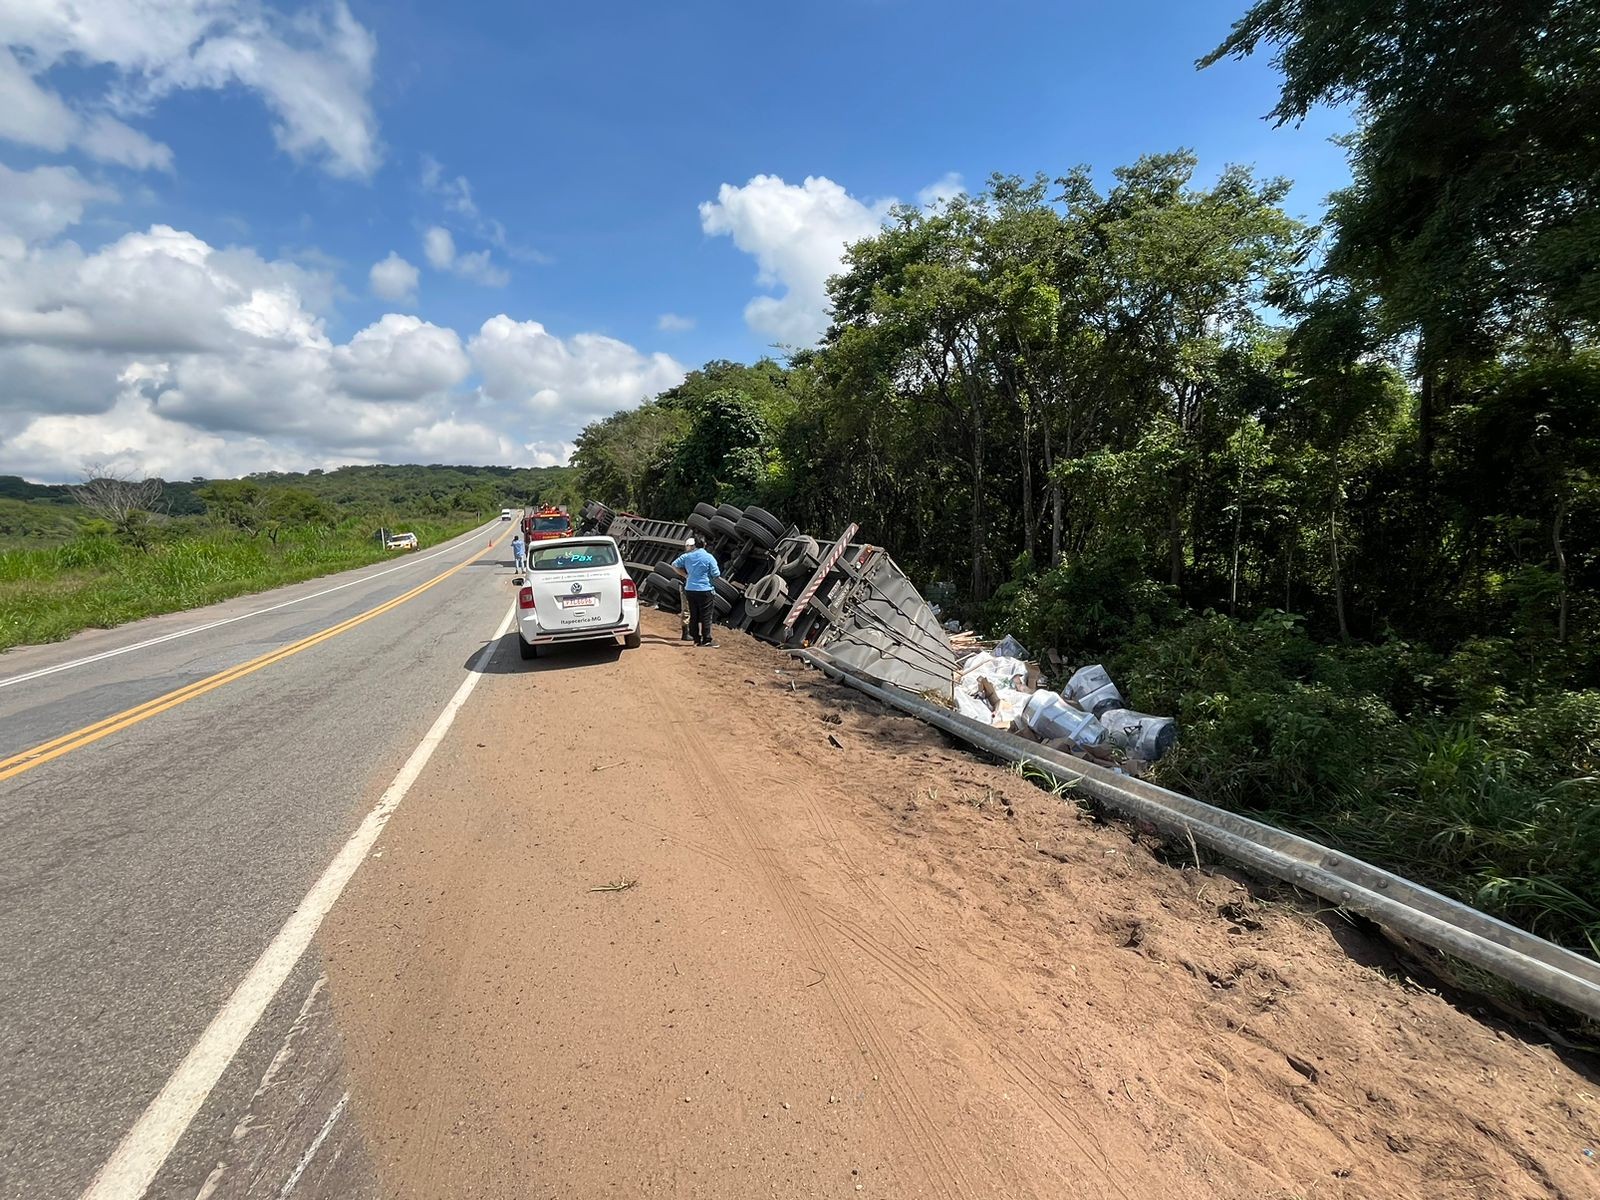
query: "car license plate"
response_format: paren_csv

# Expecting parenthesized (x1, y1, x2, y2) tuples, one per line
(559, 594, 598, 609)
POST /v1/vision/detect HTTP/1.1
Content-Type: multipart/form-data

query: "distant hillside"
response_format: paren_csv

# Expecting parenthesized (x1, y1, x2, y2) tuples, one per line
(2, 463, 575, 513)
(235, 464, 577, 514)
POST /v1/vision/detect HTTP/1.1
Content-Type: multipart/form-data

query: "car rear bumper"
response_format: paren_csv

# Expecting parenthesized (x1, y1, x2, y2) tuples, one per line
(519, 611, 639, 645)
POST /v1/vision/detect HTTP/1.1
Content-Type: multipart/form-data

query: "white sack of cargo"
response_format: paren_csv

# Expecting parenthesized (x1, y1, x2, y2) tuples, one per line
(954, 652, 1033, 728)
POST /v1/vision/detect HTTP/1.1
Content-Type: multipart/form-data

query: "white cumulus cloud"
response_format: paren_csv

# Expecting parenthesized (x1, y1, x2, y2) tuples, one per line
(699, 174, 896, 345)
(918, 172, 966, 209)
(0, 220, 682, 480)
(0, 162, 118, 243)
(0, 0, 379, 178)
(368, 251, 418, 302)
(657, 312, 695, 333)
(421, 223, 508, 287)
(470, 315, 685, 425)
(422, 225, 455, 271)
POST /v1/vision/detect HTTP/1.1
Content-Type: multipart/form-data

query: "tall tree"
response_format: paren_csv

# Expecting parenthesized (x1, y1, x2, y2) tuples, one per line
(1203, 0, 1600, 456)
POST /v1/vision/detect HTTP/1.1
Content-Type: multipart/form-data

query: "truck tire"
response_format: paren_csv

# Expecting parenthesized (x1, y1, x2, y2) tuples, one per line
(743, 506, 786, 537)
(734, 515, 778, 550)
(712, 576, 741, 603)
(708, 514, 739, 541)
(774, 535, 821, 581)
(693, 502, 718, 520)
(715, 504, 743, 524)
(711, 593, 732, 618)
(743, 572, 790, 621)
(687, 512, 712, 536)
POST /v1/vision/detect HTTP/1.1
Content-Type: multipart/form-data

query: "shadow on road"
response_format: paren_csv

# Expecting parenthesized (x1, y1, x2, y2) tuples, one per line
(465, 633, 633, 674)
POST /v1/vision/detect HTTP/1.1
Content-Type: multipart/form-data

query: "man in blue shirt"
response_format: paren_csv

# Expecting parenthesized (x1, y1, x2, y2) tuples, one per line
(511, 532, 526, 573)
(673, 534, 722, 647)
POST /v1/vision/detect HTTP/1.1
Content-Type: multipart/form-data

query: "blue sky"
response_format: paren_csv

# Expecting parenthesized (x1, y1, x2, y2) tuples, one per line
(0, 0, 1350, 481)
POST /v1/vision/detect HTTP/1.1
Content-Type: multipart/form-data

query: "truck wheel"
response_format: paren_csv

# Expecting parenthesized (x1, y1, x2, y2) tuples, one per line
(775, 535, 821, 580)
(743, 506, 786, 537)
(708, 514, 739, 541)
(715, 504, 743, 524)
(734, 515, 778, 550)
(687, 512, 712, 536)
(693, 502, 718, 520)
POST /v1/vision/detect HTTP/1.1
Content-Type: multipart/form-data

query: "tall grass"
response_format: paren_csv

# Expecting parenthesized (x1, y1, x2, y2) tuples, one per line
(0, 519, 478, 652)
(1108, 614, 1600, 960)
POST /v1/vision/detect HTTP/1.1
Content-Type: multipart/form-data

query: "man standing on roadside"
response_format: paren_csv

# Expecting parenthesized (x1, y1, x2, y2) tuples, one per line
(673, 534, 721, 648)
(511, 532, 526, 574)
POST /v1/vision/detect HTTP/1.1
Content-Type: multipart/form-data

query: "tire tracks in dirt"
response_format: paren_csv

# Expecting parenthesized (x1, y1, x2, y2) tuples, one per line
(785, 774, 1147, 1200)
(642, 672, 975, 1200)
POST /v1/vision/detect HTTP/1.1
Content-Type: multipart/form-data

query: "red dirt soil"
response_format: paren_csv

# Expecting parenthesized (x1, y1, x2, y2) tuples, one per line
(319, 608, 1599, 1199)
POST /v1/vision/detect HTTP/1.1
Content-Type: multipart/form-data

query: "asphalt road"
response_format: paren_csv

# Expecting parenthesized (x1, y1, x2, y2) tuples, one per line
(0, 521, 516, 1199)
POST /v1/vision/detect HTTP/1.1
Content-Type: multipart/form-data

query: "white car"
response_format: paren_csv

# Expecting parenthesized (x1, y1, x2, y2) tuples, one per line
(517, 535, 640, 658)
(384, 531, 418, 551)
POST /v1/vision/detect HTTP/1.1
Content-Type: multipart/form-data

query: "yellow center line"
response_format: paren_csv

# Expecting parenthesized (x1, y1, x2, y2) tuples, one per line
(0, 532, 506, 784)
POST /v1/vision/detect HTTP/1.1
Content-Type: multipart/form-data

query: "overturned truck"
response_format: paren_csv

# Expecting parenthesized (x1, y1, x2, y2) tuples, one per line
(577, 500, 958, 700)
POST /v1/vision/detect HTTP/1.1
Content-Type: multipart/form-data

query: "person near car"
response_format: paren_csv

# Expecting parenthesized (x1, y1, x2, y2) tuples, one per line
(511, 532, 526, 573)
(673, 535, 722, 647)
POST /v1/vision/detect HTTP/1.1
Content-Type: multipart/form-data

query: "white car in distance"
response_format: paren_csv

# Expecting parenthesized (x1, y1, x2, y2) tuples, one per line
(517, 536, 640, 659)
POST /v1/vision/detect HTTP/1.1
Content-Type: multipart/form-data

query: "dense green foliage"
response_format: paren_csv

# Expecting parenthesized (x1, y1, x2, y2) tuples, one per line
(0, 463, 561, 650)
(570, 3, 1599, 957)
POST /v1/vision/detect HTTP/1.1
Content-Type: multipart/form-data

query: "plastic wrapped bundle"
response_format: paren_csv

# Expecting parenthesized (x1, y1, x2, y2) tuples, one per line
(1067, 664, 1125, 717)
(1099, 709, 1178, 761)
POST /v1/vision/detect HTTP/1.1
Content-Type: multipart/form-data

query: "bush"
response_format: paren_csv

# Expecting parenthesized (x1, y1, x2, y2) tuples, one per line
(987, 543, 1183, 661)
(1088, 611, 1600, 956)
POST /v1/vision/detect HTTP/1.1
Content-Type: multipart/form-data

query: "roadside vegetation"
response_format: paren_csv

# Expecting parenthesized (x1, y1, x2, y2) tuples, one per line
(570, 4, 1600, 956)
(0, 463, 575, 652)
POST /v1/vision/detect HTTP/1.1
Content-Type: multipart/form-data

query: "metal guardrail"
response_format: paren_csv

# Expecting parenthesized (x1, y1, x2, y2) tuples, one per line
(796, 649, 1600, 1023)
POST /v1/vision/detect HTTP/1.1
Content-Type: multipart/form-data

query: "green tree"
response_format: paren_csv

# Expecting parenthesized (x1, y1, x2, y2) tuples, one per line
(1204, 0, 1600, 457)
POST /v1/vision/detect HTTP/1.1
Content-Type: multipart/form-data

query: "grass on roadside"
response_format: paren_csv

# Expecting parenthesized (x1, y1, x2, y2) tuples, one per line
(0, 519, 480, 653)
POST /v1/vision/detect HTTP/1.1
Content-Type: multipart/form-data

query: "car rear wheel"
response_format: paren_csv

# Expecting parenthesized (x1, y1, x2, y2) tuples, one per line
(624, 630, 641, 649)
(518, 636, 538, 660)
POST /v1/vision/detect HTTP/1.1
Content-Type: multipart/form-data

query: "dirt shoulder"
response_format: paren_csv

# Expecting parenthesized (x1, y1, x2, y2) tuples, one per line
(320, 607, 1599, 1199)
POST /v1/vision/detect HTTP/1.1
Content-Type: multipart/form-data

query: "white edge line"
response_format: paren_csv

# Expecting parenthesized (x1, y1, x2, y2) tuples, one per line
(79, 600, 518, 1200)
(0, 522, 500, 692)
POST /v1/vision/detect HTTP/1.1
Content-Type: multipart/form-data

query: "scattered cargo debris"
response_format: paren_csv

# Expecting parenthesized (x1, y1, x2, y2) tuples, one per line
(581, 497, 1177, 754)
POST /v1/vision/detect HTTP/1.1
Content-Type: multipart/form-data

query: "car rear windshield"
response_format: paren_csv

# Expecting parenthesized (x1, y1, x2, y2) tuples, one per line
(529, 542, 618, 570)
(533, 516, 570, 531)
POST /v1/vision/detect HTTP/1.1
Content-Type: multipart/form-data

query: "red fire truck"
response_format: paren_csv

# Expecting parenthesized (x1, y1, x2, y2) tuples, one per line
(521, 504, 573, 543)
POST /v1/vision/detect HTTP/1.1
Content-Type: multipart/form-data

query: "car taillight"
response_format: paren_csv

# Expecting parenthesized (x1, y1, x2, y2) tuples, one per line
(620, 578, 637, 599)
(518, 586, 535, 608)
